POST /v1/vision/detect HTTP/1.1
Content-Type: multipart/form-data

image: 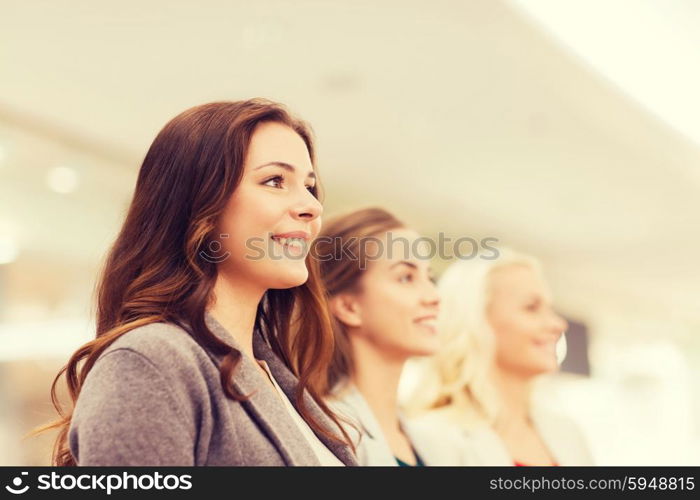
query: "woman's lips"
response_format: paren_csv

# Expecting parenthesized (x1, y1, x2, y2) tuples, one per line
(414, 315, 438, 333)
(271, 230, 311, 240)
(533, 338, 557, 354)
(270, 234, 307, 257)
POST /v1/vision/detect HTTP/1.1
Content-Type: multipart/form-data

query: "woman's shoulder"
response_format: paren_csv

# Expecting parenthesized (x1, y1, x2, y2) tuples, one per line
(405, 408, 513, 465)
(403, 409, 483, 466)
(105, 321, 202, 358)
(70, 322, 211, 465)
(95, 321, 219, 383)
(76, 321, 219, 428)
(325, 384, 366, 440)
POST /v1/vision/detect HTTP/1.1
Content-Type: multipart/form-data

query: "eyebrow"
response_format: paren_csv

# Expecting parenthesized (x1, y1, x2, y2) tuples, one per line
(254, 161, 315, 179)
(390, 261, 418, 271)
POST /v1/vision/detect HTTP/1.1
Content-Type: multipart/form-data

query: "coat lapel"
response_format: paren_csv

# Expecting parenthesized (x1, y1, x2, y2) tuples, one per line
(253, 334, 358, 466)
(202, 312, 320, 466)
(333, 384, 396, 464)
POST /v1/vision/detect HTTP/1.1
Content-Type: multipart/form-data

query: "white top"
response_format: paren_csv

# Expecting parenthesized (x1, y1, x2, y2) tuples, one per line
(257, 360, 343, 467)
(411, 406, 594, 466)
(328, 384, 476, 466)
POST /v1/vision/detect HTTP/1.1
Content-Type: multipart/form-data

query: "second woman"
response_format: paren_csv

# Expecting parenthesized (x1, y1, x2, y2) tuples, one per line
(315, 207, 472, 466)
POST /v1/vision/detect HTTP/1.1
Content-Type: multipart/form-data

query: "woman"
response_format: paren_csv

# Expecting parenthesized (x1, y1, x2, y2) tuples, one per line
(407, 249, 593, 465)
(314, 207, 472, 466)
(33, 99, 356, 466)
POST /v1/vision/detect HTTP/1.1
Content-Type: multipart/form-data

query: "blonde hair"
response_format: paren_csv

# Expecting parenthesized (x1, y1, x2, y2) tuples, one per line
(406, 248, 541, 429)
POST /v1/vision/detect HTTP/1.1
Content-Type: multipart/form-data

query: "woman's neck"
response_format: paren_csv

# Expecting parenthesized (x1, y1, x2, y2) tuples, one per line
(492, 367, 534, 429)
(350, 337, 406, 434)
(208, 273, 265, 360)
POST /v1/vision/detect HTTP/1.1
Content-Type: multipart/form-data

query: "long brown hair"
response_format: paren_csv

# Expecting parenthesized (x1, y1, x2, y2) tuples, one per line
(313, 207, 404, 392)
(32, 98, 350, 465)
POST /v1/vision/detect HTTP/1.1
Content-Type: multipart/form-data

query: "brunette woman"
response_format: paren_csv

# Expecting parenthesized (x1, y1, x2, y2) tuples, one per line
(34, 99, 356, 466)
(315, 207, 472, 466)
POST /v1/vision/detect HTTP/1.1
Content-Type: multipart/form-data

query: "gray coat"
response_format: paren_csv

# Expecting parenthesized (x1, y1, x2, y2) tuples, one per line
(69, 313, 357, 466)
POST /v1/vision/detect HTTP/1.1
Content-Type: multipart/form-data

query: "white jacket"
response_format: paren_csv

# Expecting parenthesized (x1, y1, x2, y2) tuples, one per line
(328, 385, 475, 466)
(410, 406, 594, 466)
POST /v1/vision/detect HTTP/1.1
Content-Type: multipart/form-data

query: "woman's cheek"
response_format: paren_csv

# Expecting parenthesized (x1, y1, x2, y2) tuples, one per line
(310, 218, 322, 238)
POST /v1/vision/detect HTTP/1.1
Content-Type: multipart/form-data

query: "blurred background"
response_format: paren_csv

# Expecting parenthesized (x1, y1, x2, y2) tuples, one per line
(1, 0, 699, 465)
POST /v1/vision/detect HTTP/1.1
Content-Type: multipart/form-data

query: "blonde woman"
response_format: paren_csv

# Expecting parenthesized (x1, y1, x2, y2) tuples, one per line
(407, 249, 592, 466)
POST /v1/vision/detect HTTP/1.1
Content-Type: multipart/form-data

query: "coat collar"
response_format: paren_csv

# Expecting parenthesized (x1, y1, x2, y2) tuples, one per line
(253, 333, 357, 467)
(203, 312, 356, 466)
(331, 383, 424, 464)
(332, 383, 385, 441)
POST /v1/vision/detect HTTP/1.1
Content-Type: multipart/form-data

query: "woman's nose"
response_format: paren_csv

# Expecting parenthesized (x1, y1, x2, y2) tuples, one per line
(422, 282, 441, 309)
(551, 311, 568, 334)
(293, 189, 323, 221)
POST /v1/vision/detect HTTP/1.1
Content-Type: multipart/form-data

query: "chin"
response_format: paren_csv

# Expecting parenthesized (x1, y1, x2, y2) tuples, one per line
(270, 266, 309, 289)
(406, 342, 440, 358)
(531, 361, 558, 376)
(415, 347, 439, 357)
(421, 341, 441, 356)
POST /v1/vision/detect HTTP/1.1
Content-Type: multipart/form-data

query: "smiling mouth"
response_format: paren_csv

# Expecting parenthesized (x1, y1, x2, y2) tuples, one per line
(414, 317, 437, 333)
(270, 235, 307, 256)
(533, 340, 557, 352)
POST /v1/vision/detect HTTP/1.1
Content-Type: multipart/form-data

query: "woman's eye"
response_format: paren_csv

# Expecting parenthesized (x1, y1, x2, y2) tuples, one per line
(263, 175, 284, 188)
(399, 274, 413, 283)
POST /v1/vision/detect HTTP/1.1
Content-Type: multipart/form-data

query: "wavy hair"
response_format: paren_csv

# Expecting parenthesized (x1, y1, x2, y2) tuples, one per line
(30, 99, 351, 465)
(406, 248, 542, 428)
(312, 207, 405, 392)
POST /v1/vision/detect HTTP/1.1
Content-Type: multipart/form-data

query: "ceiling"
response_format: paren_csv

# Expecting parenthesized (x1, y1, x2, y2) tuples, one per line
(1, 0, 699, 342)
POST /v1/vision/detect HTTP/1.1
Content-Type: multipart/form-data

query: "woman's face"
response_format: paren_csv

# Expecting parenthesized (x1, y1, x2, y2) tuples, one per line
(348, 228, 441, 361)
(487, 264, 568, 378)
(215, 121, 323, 291)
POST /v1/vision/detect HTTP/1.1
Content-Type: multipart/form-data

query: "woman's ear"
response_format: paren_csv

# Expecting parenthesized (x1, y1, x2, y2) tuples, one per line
(328, 294, 362, 328)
